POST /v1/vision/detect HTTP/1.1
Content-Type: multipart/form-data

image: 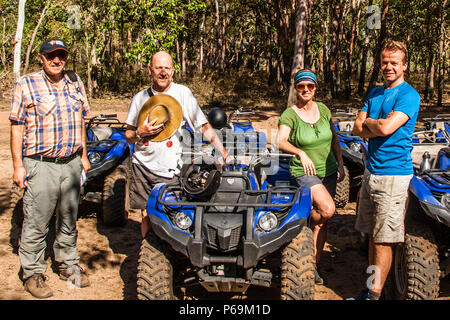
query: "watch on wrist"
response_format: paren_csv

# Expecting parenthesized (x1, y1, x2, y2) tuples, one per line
(136, 130, 142, 141)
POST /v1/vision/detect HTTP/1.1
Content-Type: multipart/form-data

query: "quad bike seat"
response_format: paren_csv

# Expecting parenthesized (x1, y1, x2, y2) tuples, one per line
(89, 126, 114, 141)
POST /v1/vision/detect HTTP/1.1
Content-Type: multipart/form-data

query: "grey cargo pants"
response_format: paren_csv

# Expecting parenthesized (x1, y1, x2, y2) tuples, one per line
(19, 156, 82, 279)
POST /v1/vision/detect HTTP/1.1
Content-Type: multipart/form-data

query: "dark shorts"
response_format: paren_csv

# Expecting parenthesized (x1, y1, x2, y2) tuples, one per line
(129, 162, 178, 210)
(295, 172, 337, 198)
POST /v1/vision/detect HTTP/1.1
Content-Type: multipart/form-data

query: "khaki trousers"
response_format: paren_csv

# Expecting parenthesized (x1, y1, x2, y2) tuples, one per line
(19, 156, 82, 279)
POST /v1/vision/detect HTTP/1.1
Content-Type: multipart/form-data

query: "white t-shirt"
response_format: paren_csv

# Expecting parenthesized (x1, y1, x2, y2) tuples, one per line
(126, 83, 208, 178)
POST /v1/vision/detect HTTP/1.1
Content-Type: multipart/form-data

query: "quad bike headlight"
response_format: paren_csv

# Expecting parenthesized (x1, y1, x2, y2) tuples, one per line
(174, 212, 193, 230)
(258, 212, 278, 232)
(441, 193, 450, 210)
(88, 152, 103, 164)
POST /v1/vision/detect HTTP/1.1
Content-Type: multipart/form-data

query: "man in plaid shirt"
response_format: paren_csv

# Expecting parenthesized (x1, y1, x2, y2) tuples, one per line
(10, 38, 91, 298)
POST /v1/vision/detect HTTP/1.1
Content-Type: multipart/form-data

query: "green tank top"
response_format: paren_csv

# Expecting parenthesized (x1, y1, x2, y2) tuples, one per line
(278, 102, 338, 178)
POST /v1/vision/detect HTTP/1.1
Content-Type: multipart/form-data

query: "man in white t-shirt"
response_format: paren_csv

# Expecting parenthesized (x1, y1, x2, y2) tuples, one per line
(125, 51, 228, 237)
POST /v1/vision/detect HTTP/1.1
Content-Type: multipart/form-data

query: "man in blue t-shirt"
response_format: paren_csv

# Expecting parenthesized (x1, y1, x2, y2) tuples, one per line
(350, 40, 420, 300)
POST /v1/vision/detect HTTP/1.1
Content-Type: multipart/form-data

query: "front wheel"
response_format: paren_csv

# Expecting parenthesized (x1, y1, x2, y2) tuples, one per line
(280, 226, 315, 300)
(137, 232, 176, 300)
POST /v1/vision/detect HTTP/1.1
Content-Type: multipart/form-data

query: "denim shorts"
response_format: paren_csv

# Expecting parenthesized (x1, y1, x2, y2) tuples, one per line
(295, 172, 337, 198)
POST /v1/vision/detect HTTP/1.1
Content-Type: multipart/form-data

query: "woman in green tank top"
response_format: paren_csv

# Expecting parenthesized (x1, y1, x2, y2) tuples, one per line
(278, 70, 344, 285)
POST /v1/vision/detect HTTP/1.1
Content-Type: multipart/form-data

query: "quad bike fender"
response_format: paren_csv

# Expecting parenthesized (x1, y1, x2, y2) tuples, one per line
(409, 176, 450, 227)
(86, 141, 129, 179)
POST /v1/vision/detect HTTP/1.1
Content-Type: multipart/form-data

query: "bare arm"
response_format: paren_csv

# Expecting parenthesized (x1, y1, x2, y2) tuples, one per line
(277, 124, 316, 175)
(80, 119, 91, 172)
(330, 120, 345, 182)
(352, 111, 378, 138)
(10, 121, 27, 188)
(125, 124, 140, 143)
(200, 122, 228, 161)
(364, 111, 409, 136)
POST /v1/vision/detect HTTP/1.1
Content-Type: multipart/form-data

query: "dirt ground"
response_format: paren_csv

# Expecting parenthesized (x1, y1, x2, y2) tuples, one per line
(0, 99, 448, 300)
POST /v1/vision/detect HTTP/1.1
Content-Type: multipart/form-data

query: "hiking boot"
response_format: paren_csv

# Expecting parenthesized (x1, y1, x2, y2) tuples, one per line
(59, 264, 90, 288)
(24, 273, 53, 299)
(314, 266, 325, 285)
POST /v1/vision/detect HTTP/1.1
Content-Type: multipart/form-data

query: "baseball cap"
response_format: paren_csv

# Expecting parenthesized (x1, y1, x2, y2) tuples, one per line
(39, 38, 69, 54)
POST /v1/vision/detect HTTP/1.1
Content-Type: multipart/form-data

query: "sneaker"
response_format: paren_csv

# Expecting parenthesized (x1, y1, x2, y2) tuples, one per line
(24, 273, 53, 299)
(314, 266, 324, 285)
(59, 264, 90, 288)
(347, 290, 380, 300)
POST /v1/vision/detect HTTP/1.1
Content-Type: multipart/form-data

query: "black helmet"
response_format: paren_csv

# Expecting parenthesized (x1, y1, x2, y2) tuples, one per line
(208, 107, 227, 129)
(180, 156, 222, 199)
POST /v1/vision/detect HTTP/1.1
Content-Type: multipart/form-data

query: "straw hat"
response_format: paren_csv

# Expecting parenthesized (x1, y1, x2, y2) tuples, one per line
(137, 94, 183, 142)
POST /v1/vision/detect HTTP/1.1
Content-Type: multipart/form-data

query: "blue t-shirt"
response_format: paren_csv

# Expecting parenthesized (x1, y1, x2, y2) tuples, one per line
(362, 81, 420, 175)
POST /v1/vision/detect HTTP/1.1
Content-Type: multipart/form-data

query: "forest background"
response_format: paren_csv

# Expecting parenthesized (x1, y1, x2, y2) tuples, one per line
(0, 0, 448, 112)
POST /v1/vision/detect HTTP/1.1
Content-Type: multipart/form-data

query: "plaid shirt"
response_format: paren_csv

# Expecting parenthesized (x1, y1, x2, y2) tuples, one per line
(9, 70, 90, 158)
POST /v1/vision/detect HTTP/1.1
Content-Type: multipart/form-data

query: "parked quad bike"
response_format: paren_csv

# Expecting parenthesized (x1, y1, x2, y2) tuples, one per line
(136, 135, 315, 300)
(332, 110, 368, 208)
(182, 106, 268, 153)
(82, 114, 133, 227)
(8, 113, 133, 240)
(387, 126, 449, 300)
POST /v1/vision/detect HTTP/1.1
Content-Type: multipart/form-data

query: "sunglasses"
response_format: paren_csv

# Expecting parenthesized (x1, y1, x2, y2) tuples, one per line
(296, 83, 316, 91)
(44, 50, 69, 61)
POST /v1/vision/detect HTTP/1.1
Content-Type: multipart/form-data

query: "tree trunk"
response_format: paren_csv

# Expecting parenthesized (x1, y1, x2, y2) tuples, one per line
(198, 11, 205, 73)
(84, 27, 92, 97)
(24, 3, 49, 74)
(366, 0, 389, 96)
(437, 0, 448, 107)
(344, 0, 361, 98)
(323, 5, 332, 99)
(287, 0, 308, 108)
(1, 17, 7, 68)
(357, 0, 373, 96)
(13, 0, 26, 81)
(181, 38, 187, 76)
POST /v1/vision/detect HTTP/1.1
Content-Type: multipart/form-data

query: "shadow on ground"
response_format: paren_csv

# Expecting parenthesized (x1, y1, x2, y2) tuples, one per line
(78, 202, 142, 300)
(319, 210, 369, 299)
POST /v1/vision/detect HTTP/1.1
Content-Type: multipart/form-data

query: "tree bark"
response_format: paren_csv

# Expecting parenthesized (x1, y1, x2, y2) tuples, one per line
(344, 0, 361, 98)
(198, 11, 205, 73)
(366, 0, 389, 96)
(358, 0, 373, 96)
(24, 2, 50, 74)
(287, 0, 308, 107)
(437, 0, 448, 107)
(13, 0, 26, 81)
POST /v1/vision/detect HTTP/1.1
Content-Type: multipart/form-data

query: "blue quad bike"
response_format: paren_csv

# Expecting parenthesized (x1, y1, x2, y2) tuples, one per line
(332, 110, 368, 208)
(81, 114, 133, 227)
(9, 113, 133, 241)
(136, 138, 316, 300)
(182, 106, 268, 152)
(388, 126, 449, 300)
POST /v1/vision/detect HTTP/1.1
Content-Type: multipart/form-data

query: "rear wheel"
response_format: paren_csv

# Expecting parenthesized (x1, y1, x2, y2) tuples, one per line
(102, 165, 128, 227)
(280, 226, 315, 300)
(334, 165, 350, 208)
(137, 232, 176, 300)
(389, 220, 440, 300)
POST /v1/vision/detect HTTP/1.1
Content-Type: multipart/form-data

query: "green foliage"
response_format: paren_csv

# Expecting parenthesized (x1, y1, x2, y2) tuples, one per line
(1, 0, 448, 100)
